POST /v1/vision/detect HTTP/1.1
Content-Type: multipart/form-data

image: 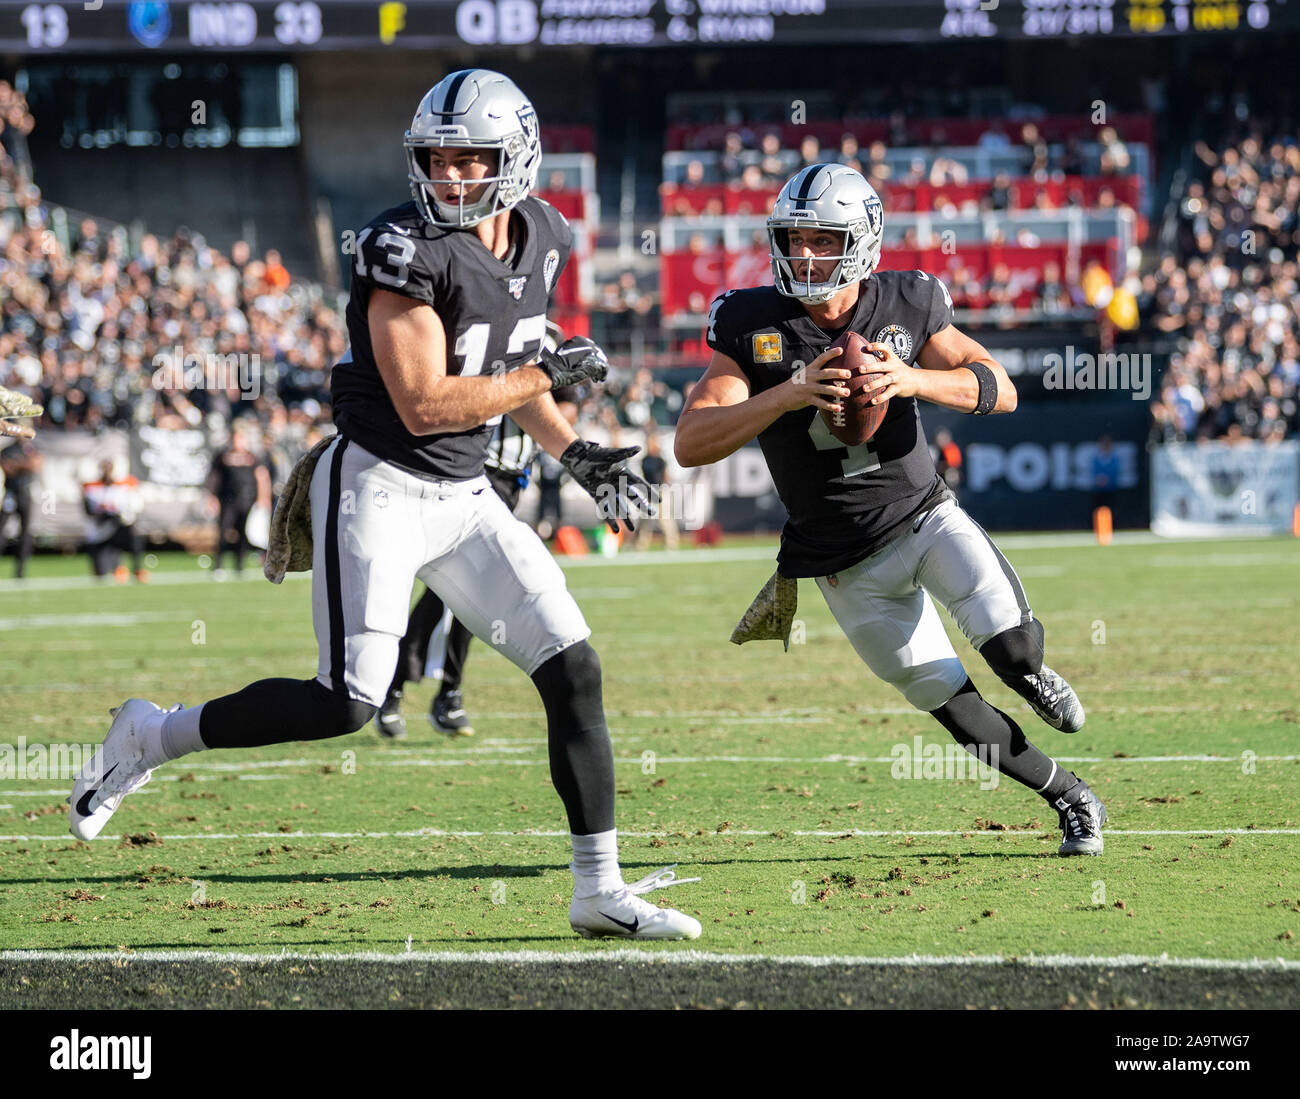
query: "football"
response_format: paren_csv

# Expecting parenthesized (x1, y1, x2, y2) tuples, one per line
(821, 331, 889, 446)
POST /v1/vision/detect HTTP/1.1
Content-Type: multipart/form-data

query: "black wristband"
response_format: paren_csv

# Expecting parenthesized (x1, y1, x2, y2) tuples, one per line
(964, 362, 999, 415)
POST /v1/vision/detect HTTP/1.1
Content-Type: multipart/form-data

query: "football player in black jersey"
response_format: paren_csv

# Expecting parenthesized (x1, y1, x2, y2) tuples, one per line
(676, 163, 1106, 855)
(70, 70, 700, 938)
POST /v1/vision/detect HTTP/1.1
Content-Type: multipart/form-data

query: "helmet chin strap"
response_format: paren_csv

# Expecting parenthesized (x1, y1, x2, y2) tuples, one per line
(789, 256, 845, 303)
(431, 179, 500, 227)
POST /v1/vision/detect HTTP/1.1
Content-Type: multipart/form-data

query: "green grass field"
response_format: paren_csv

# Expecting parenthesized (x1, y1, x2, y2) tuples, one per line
(1, 535, 1298, 1008)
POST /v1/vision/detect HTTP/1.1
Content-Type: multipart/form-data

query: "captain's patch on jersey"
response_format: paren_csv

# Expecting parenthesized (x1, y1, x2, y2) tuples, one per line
(875, 323, 913, 361)
(752, 333, 783, 363)
(543, 248, 560, 291)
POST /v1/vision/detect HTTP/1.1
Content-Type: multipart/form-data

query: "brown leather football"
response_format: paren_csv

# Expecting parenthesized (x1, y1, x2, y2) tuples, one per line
(821, 330, 888, 446)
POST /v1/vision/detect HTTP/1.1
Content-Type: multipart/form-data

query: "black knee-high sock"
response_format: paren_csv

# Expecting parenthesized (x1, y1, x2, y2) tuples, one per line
(199, 678, 376, 748)
(531, 642, 615, 835)
(440, 617, 474, 695)
(929, 678, 1077, 801)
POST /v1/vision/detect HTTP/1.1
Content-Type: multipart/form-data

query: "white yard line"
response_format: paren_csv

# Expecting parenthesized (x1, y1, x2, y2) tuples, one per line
(2, 827, 1298, 842)
(0, 533, 1291, 596)
(0, 947, 1296, 970)
(57, 751, 1289, 773)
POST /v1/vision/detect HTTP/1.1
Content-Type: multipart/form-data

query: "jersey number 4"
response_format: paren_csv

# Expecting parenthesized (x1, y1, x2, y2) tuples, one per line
(807, 415, 880, 477)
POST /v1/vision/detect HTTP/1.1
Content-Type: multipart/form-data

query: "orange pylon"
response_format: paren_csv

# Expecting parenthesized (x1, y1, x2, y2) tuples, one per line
(1093, 506, 1113, 545)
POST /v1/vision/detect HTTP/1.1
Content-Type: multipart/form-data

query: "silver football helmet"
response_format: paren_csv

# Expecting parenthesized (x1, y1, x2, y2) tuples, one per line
(405, 69, 543, 229)
(767, 163, 884, 303)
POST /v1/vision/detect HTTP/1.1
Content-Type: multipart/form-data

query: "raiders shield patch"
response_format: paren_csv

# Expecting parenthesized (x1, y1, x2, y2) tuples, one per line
(752, 333, 782, 363)
(863, 194, 883, 235)
(543, 248, 560, 292)
(875, 323, 914, 361)
(517, 105, 539, 149)
(508, 276, 527, 299)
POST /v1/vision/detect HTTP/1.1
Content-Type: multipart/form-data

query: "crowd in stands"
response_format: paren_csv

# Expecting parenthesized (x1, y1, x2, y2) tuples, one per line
(1147, 126, 1300, 444)
(660, 117, 1138, 318)
(678, 121, 1133, 195)
(0, 78, 341, 498)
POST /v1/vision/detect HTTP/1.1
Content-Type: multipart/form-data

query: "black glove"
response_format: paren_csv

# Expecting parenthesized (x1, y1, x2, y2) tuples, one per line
(560, 439, 652, 534)
(537, 336, 609, 390)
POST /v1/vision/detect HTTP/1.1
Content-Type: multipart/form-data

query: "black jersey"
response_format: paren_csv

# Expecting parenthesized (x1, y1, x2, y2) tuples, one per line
(332, 196, 572, 481)
(706, 269, 956, 578)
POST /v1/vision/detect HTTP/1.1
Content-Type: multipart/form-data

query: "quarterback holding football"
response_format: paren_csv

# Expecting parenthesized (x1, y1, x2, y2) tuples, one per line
(675, 162, 1106, 855)
(69, 70, 700, 939)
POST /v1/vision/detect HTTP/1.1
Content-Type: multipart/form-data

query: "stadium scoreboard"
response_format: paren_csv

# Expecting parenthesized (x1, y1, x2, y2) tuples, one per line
(1, 0, 1293, 52)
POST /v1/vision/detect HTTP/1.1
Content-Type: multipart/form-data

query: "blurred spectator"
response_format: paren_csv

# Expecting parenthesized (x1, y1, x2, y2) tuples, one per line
(797, 135, 821, 171)
(1090, 436, 1120, 517)
(1099, 126, 1131, 176)
(1061, 135, 1085, 176)
(986, 171, 1012, 211)
(1020, 122, 1050, 180)
(83, 458, 146, 582)
(635, 433, 679, 551)
(721, 132, 746, 182)
(208, 422, 269, 574)
(758, 132, 788, 184)
(0, 437, 40, 577)
(865, 140, 891, 185)
(929, 155, 969, 186)
(1039, 262, 1070, 315)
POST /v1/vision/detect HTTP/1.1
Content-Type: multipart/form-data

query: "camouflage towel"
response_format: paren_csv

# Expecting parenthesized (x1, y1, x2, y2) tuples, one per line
(264, 435, 334, 584)
(0, 387, 42, 420)
(730, 569, 798, 651)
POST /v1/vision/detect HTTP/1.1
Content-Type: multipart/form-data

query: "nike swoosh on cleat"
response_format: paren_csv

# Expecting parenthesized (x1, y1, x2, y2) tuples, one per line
(600, 911, 639, 933)
(74, 763, 117, 817)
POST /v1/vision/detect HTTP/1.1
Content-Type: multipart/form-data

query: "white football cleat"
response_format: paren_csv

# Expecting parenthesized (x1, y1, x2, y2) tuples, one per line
(68, 699, 162, 841)
(570, 887, 702, 941)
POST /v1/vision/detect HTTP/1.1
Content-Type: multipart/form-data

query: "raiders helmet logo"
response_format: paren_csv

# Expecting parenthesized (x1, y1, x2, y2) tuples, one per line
(543, 249, 560, 292)
(874, 323, 913, 361)
(517, 105, 539, 148)
(863, 195, 883, 235)
(508, 276, 527, 299)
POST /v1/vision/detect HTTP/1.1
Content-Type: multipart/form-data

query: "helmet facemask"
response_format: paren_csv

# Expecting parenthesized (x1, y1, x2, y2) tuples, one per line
(404, 70, 542, 230)
(406, 143, 510, 228)
(766, 163, 885, 303)
(768, 216, 876, 304)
